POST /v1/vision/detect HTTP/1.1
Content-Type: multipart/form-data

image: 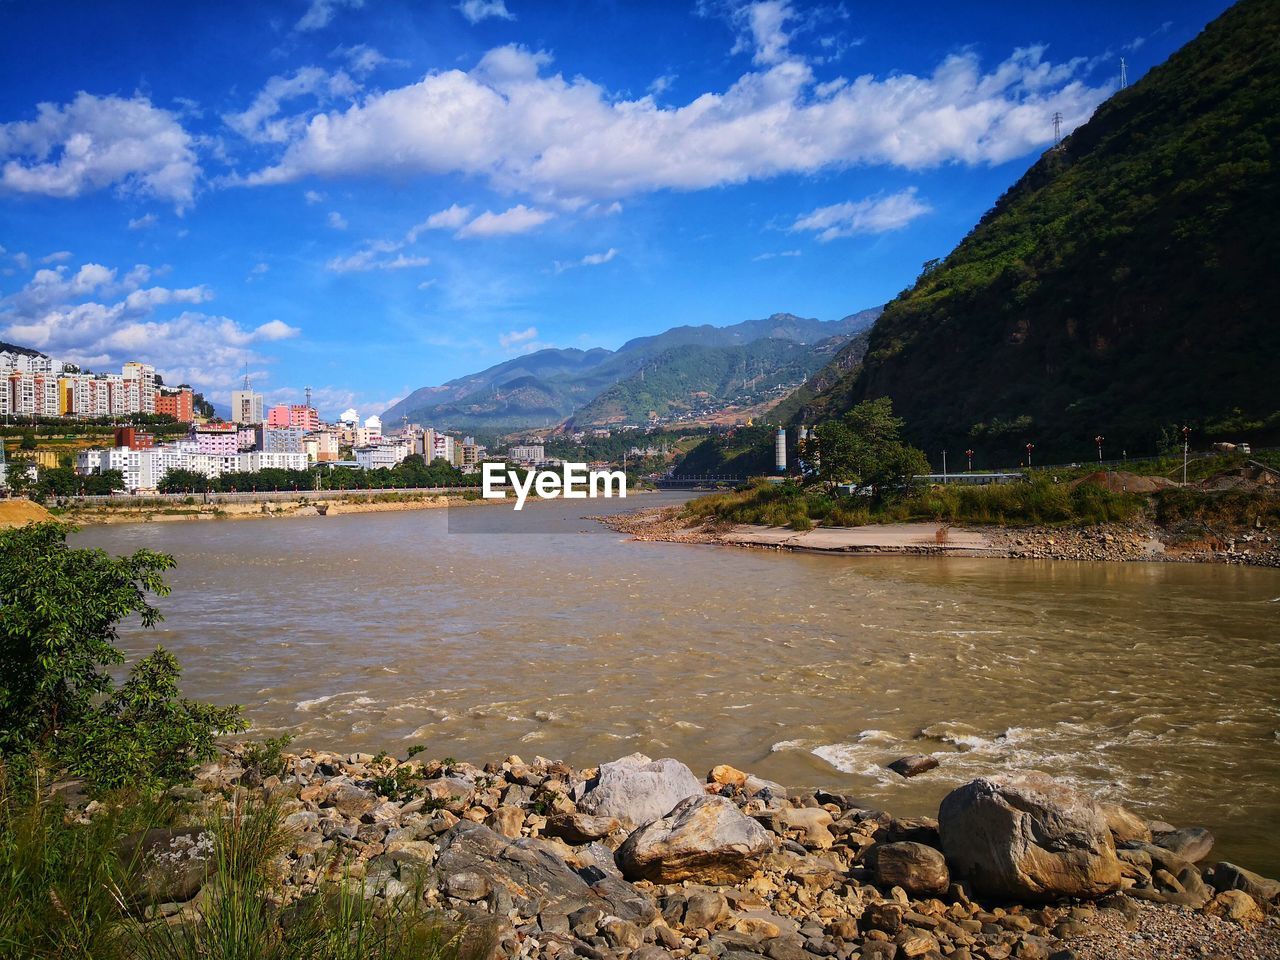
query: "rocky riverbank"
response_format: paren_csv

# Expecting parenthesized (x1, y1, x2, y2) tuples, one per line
(104, 749, 1279, 960)
(600, 507, 1280, 567)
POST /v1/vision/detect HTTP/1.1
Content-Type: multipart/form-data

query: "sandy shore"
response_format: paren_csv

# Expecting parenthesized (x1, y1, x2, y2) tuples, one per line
(46, 492, 493, 526)
(601, 505, 1280, 566)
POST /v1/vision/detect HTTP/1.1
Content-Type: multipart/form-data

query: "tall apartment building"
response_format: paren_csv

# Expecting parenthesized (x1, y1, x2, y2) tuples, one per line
(255, 425, 306, 454)
(231, 389, 265, 424)
(155, 388, 194, 422)
(266, 404, 320, 431)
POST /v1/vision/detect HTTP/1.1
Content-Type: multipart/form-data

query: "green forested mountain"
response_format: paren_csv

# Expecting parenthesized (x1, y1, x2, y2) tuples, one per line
(795, 0, 1280, 463)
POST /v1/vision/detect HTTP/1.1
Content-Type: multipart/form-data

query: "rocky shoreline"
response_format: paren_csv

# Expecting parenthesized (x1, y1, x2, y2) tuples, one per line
(599, 507, 1280, 567)
(106, 748, 1279, 960)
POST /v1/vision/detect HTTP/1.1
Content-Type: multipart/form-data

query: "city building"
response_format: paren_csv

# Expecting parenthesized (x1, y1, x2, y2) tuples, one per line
(155, 387, 194, 423)
(508, 444, 546, 464)
(194, 423, 238, 456)
(266, 403, 320, 431)
(256, 425, 306, 454)
(232, 388, 264, 424)
(114, 427, 155, 450)
(354, 438, 410, 470)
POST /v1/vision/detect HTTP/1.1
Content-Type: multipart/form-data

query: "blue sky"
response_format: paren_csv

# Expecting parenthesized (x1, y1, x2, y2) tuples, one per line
(0, 0, 1231, 418)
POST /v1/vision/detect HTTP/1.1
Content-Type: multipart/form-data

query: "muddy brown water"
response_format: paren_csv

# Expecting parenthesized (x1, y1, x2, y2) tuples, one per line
(72, 493, 1280, 874)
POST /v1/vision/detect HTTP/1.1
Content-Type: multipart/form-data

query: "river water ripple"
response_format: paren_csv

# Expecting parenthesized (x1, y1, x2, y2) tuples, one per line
(73, 494, 1280, 873)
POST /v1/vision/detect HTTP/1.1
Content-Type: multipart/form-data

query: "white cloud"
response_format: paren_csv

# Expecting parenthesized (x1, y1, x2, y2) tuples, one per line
(40, 251, 73, 264)
(0, 93, 199, 208)
(224, 67, 358, 144)
(791, 188, 931, 241)
(331, 43, 401, 75)
(417, 279, 438, 290)
(240, 42, 1110, 202)
(733, 0, 794, 66)
(325, 248, 431, 272)
(498, 326, 537, 348)
(0, 259, 296, 394)
(328, 210, 348, 229)
(406, 203, 472, 241)
(649, 75, 676, 96)
(555, 247, 618, 272)
(456, 204, 553, 238)
(253, 319, 301, 340)
(304, 189, 325, 204)
(752, 249, 801, 260)
(457, 0, 515, 25)
(296, 0, 364, 32)
(127, 212, 159, 230)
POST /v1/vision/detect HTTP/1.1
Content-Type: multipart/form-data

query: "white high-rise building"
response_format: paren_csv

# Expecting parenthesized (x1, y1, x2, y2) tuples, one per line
(231, 389, 265, 424)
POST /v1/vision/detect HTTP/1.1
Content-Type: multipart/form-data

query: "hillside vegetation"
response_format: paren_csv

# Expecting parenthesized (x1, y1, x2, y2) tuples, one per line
(794, 0, 1280, 463)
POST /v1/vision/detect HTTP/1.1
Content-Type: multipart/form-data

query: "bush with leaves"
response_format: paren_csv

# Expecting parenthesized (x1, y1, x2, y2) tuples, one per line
(0, 522, 244, 791)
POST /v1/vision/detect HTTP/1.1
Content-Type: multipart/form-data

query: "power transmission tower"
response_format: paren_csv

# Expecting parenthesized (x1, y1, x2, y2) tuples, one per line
(305, 385, 313, 409)
(1052, 111, 1064, 146)
(1120, 57, 1128, 89)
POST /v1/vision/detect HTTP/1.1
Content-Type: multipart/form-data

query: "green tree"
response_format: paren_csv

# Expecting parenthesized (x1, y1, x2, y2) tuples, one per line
(0, 523, 244, 788)
(805, 398, 929, 501)
(157, 468, 212, 493)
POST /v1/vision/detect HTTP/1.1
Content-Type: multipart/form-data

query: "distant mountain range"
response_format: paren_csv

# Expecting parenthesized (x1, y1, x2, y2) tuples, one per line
(383, 309, 881, 431)
(789, 0, 1280, 462)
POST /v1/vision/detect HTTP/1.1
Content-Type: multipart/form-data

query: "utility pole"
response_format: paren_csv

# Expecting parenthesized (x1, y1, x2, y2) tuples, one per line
(965, 448, 974, 472)
(1095, 435, 1105, 463)
(942, 450, 947, 483)
(1026, 442, 1035, 468)
(1182, 425, 1191, 486)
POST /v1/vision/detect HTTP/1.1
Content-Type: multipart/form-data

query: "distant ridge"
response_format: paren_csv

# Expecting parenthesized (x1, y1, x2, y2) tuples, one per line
(384, 308, 881, 431)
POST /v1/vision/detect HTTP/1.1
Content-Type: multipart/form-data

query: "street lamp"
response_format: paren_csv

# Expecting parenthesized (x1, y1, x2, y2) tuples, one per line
(1025, 442, 1034, 468)
(965, 449, 974, 472)
(1095, 435, 1105, 463)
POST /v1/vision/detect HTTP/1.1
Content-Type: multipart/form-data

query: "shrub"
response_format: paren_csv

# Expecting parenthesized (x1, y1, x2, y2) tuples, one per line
(0, 522, 245, 791)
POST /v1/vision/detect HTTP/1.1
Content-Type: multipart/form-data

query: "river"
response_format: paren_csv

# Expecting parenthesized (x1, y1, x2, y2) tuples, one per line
(73, 493, 1280, 874)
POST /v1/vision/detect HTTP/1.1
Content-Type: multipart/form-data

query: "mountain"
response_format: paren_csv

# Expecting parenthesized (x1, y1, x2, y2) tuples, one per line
(568, 336, 844, 428)
(793, 0, 1280, 463)
(384, 309, 880, 430)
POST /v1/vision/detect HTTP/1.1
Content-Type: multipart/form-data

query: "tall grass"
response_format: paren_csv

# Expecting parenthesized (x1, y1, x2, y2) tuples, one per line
(0, 766, 472, 960)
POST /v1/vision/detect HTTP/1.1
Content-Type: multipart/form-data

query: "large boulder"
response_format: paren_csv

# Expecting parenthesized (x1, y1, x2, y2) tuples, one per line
(435, 820, 654, 924)
(870, 841, 950, 896)
(938, 773, 1123, 901)
(575, 753, 705, 829)
(119, 827, 214, 905)
(616, 794, 772, 884)
(1205, 862, 1280, 903)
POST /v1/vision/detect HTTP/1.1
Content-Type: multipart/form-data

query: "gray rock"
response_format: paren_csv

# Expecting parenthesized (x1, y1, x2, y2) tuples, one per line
(1153, 826, 1213, 863)
(435, 820, 655, 925)
(887, 756, 939, 779)
(938, 773, 1122, 902)
(575, 753, 704, 829)
(1206, 861, 1280, 903)
(543, 812, 623, 845)
(119, 827, 214, 905)
(871, 841, 950, 896)
(684, 890, 731, 930)
(617, 794, 773, 884)
(326, 783, 376, 818)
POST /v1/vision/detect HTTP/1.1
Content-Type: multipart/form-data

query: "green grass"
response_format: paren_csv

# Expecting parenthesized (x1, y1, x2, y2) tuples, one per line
(0, 766, 474, 960)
